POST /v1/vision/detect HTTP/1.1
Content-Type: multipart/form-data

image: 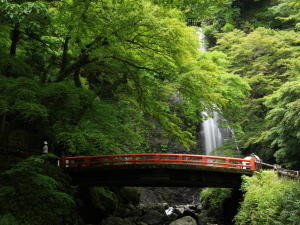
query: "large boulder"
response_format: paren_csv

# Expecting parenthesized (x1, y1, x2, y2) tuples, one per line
(169, 216, 197, 225)
(140, 209, 169, 225)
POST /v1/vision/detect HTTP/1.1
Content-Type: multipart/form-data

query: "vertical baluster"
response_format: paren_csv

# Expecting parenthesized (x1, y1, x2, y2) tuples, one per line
(109, 156, 113, 165)
(202, 156, 206, 165)
(250, 157, 256, 170)
(225, 158, 229, 167)
(178, 155, 182, 164)
(61, 156, 66, 168)
(155, 154, 159, 164)
(86, 157, 90, 166)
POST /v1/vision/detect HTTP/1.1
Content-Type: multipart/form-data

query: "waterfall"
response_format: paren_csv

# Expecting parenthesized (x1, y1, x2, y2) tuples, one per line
(197, 28, 231, 155)
(202, 112, 224, 155)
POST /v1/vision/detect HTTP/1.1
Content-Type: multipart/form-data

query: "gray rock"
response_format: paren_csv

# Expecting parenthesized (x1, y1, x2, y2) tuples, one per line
(169, 216, 197, 225)
(196, 203, 203, 211)
(140, 187, 200, 205)
(174, 207, 185, 215)
(101, 216, 135, 225)
(140, 209, 165, 225)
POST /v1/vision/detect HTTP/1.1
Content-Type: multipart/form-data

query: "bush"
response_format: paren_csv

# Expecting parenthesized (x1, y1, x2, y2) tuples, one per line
(200, 188, 232, 216)
(0, 154, 80, 225)
(234, 170, 300, 224)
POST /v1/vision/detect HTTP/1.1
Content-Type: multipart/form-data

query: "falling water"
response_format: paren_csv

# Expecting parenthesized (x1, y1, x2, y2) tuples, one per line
(197, 28, 231, 155)
(202, 112, 225, 155)
(196, 27, 208, 52)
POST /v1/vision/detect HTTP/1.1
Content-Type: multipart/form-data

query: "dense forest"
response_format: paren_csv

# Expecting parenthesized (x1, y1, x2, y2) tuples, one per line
(0, 0, 299, 224)
(0, 0, 299, 166)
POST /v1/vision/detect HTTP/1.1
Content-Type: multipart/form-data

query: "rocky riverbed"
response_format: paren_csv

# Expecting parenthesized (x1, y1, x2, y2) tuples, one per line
(81, 186, 233, 225)
(100, 202, 217, 225)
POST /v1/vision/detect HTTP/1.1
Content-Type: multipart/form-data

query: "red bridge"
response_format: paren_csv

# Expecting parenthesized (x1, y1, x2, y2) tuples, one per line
(61, 153, 256, 187)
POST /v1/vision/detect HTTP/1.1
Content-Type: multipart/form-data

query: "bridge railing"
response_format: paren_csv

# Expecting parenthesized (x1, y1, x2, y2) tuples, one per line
(258, 162, 300, 179)
(61, 153, 256, 170)
(187, 18, 201, 27)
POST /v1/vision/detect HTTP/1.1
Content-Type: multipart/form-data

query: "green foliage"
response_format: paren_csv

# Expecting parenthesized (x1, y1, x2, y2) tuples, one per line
(261, 80, 300, 169)
(200, 188, 233, 216)
(179, 50, 250, 130)
(90, 187, 118, 214)
(0, 0, 265, 156)
(45, 0, 237, 152)
(203, 0, 300, 44)
(0, 76, 48, 123)
(150, 0, 232, 19)
(221, 8, 239, 32)
(77, 98, 148, 155)
(111, 187, 141, 205)
(211, 138, 241, 157)
(0, 154, 80, 225)
(269, 0, 300, 30)
(234, 170, 300, 224)
(213, 27, 300, 160)
(88, 186, 140, 218)
(0, 0, 49, 28)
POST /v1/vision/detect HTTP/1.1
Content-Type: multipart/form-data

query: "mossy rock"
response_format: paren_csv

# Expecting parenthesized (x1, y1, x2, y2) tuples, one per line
(112, 187, 141, 205)
(90, 187, 118, 214)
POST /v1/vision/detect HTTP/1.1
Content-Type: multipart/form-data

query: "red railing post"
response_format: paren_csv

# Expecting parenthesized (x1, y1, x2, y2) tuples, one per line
(109, 156, 113, 165)
(250, 157, 256, 170)
(132, 155, 136, 164)
(178, 155, 182, 164)
(61, 156, 66, 168)
(155, 154, 159, 163)
(225, 158, 229, 167)
(201, 156, 206, 165)
(86, 157, 91, 166)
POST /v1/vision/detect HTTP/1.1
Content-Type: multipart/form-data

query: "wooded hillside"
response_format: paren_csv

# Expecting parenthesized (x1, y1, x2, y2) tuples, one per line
(0, 0, 299, 168)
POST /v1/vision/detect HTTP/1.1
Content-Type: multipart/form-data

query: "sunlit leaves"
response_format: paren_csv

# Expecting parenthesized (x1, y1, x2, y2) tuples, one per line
(213, 27, 300, 157)
(150, 0, 232, 18)
(0, 0, 49, 28)
(0, 0, 255, 154)
(78, 98, 148, 155)
(50, 0, 223, 151)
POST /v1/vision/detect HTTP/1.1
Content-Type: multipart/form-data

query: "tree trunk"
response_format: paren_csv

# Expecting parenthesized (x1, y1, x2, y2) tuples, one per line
(0, 113, 6, 133)
(5, 24, 21, 77)
(74, 68, 82, 88)
(10, 24, 20, 56)
(60, 35, 70, 74)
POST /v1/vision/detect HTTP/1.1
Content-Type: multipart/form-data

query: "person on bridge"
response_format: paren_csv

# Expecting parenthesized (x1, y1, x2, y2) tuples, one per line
(243, 153, 260, 169)
(43, 141, 48, 154)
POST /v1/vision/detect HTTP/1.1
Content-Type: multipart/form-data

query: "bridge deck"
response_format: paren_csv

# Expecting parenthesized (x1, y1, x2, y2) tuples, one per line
(65, 163, 254, 188)
(62, 153, 256, 187)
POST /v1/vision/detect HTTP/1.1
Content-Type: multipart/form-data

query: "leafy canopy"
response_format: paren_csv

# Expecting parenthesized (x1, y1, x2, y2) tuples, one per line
(0, 0, 250, 155)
